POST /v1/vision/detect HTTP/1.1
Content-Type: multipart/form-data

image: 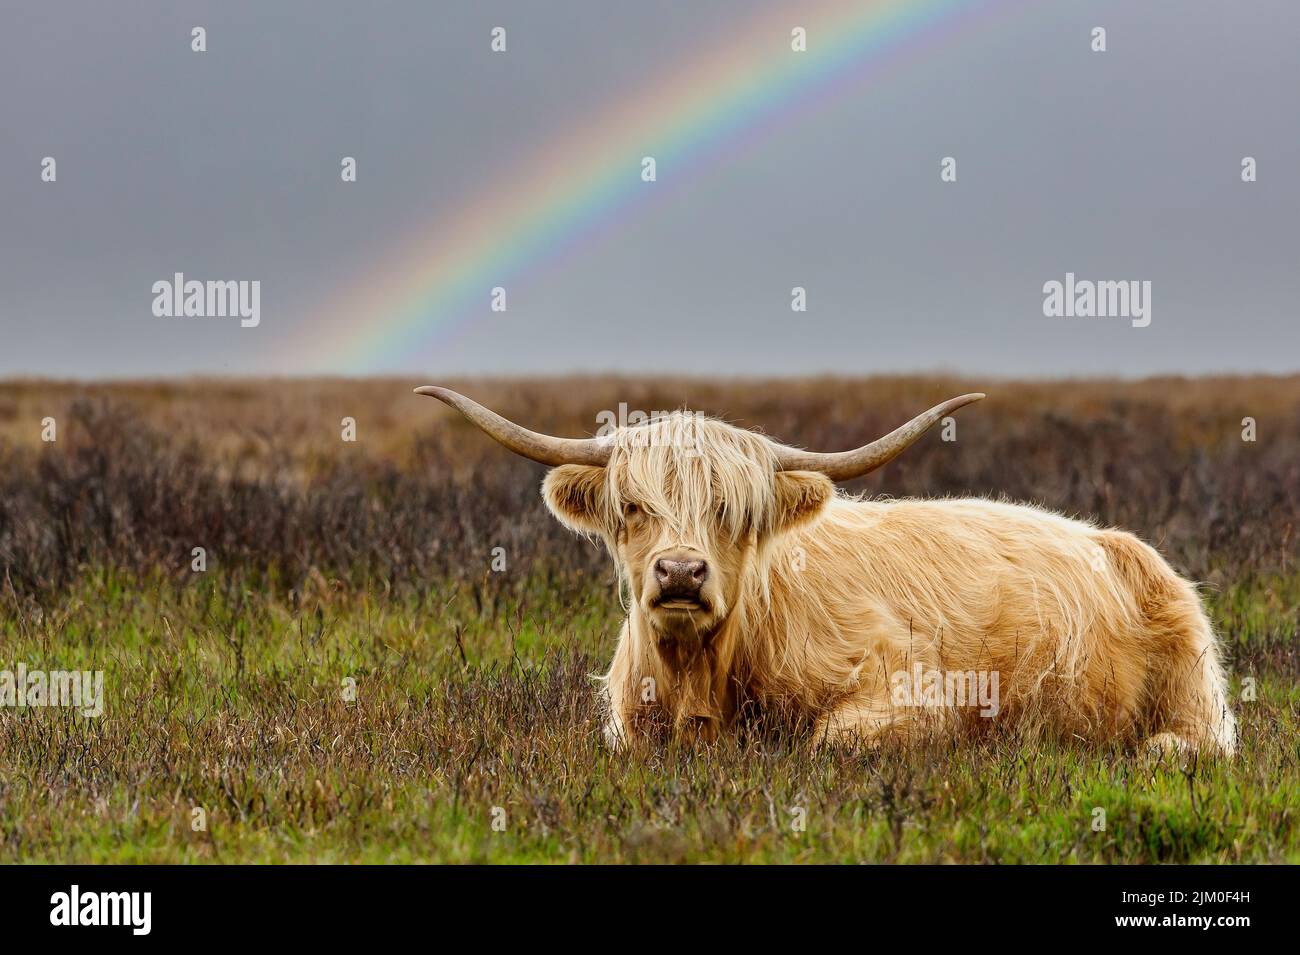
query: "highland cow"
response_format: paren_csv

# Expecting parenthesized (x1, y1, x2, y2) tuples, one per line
(417, 387, 1236, 756)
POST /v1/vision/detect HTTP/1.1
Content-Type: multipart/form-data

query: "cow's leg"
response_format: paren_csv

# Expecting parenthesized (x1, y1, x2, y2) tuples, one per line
(601, 621, 640, 751)
(1097, 532, 1236, 757)
(1144, 624, 1236, 757)
(602, 706, 630, 750)
(807, 605, 959, 748)
(813, 694, 948, 748)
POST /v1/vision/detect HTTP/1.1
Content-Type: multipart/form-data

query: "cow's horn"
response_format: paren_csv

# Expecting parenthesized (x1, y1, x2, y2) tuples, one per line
(772, 393, 985, 480)
(414, 386, 612, 467)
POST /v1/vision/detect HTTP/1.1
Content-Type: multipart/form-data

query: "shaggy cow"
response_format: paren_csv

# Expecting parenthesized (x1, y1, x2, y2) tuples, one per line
(417, 387, 1236, 756)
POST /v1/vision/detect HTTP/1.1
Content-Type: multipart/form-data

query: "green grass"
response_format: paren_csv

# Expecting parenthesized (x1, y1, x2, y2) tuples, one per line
(2, 569, 1297, 864)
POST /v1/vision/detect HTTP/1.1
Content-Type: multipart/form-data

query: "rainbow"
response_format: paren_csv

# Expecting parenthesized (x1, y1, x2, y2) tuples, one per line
(298, 0, 1001, 373)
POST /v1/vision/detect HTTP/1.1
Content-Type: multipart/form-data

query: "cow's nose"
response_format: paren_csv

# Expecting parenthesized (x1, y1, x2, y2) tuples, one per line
(654, 558, 708, 598)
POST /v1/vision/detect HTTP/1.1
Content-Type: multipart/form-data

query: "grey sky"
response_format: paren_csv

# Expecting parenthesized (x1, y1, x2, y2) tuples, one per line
(1, 0, 1297, 379)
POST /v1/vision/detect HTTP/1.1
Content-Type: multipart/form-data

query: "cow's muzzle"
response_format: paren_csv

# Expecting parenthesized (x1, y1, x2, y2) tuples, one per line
(653, 556, 709, 607)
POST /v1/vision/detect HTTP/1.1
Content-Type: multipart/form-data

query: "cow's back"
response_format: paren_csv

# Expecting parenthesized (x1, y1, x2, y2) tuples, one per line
(763, 496, 1201, 735)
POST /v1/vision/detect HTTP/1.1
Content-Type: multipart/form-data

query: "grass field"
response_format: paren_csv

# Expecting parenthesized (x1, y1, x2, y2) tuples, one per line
(1, 376, 1297, 863)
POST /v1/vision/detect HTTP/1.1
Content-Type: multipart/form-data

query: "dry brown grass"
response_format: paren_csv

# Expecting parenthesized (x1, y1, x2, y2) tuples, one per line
(2, 374, 1296, 596)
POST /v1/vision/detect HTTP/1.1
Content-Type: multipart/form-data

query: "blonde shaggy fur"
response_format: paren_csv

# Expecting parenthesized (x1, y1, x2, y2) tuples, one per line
(540, 412, 1236, 756)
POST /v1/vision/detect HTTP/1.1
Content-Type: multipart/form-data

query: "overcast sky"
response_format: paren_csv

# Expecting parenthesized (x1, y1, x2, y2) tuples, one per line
(1, 0, 1296, 379)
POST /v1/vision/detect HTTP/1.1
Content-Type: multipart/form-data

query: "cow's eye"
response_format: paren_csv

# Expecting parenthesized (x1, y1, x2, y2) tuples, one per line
(623, 503, 640, 518)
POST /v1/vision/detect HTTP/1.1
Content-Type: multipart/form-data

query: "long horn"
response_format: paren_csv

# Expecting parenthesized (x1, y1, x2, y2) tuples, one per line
(772, 393, 985, 480)
(414, 386, 612, 467)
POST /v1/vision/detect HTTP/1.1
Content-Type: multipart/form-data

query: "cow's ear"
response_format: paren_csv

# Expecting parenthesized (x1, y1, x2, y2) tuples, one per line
(543, 465, 609, 534)
(772, 470, 833, 533)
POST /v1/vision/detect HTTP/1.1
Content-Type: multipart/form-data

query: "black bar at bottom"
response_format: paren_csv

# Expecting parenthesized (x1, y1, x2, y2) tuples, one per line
(0, 863, 1283, 940)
